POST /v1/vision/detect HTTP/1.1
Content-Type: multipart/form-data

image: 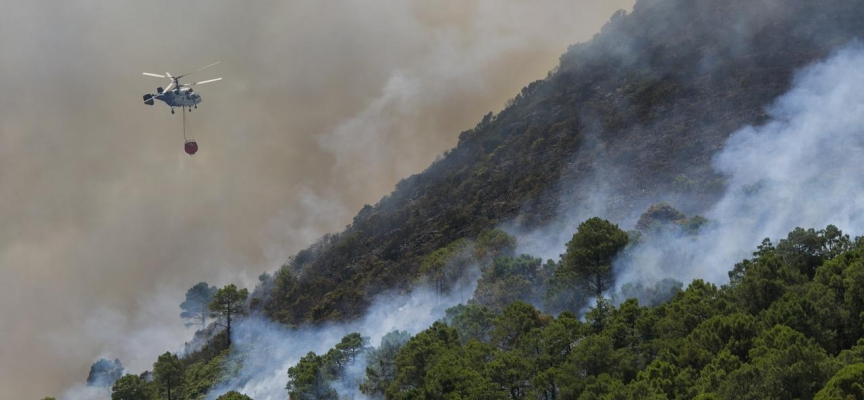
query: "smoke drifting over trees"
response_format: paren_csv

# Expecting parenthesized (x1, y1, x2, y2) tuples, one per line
(1, 1, 633, 398)
(616, 44, 864, 288)
(86, 358, 124, 388)
(20, 0, 864, 397)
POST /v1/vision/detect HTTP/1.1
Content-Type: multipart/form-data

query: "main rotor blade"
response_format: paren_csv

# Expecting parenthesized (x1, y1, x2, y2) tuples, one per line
(143, 72, 167, 78)
(165, 72, 173, 78)
(176, 62, 220, 79)
(183, 77, 222, 86)
(163, 81, 175, 93)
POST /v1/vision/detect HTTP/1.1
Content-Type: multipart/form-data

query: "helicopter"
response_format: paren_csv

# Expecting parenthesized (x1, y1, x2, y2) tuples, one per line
(142, 62, 222, 114)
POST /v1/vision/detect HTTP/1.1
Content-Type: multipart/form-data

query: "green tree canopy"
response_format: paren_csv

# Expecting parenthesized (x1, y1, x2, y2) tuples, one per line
(423, 346, 505, 399)
(153, 352, 184, 400)
(719, 325, 839, 399)
(547, 218, 628, 312)
(617, 278, 683, 307)
(776, 225, 852, 279)
(322, 332, 369, 377)
(815, 363, 864, 400)
(209, 284, 249, 348)
(728, 246, 806, 314)
(473, 254, 547, 312)
(111, 374, 152, 400)
(180, 282, 217, 330)
(287, 333, 369, 399)
(681, 313, 759, 370)
(215, 391, 253, 400)
(492, 301, 550, 351)
(388, 321, 460, 399)
(445, 303, 496, 344)
(181, 352, 227, 400)
(286, 351, 337, 400)
(419, 239, 474, 297)
(475, 228, 517, 261)
(635, 203, 686, 232)
(361, 330, 412, 397)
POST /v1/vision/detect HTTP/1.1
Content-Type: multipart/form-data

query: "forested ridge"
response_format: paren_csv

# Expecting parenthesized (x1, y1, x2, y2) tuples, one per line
(259, 0, 864, 326)
(61, 0, 864, 398)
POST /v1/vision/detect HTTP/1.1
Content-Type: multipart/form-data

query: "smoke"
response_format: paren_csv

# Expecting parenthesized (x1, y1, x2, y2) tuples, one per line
(0, 1, 634, 398)
(510, 129, 648, 262)
(207, 280, 477, 399)
(45, 37, 864, 398)
(59, 384, 110, 400)
(615, 43, 864, 287)
(85, 358, 124, 388)
(507, 40, 864, 306)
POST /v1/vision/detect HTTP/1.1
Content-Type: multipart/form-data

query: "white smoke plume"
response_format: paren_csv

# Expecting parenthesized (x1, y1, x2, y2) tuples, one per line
(509, 130, 643, 263)
(59, 384, 110, 400)
(207, 279, 478, 399)
(615, 43, 864, 287)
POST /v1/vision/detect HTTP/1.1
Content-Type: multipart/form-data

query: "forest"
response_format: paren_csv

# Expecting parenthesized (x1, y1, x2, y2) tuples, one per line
(97, 219, 864, 399)
(46, 0, 864, 398)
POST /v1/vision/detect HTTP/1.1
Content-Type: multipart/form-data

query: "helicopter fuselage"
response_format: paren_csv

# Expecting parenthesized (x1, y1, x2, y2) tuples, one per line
(152, 87, 201, 108)
(142, 63, 220, 113)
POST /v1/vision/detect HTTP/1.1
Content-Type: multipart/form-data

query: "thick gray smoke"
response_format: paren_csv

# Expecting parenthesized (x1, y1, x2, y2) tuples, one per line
(616, 44, 864, 287)
(0, 1, 634, 398)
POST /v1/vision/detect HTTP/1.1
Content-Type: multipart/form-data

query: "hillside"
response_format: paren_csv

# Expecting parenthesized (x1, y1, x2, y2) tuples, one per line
(67, 0, 864, 398)
(260, 0, 864, 325)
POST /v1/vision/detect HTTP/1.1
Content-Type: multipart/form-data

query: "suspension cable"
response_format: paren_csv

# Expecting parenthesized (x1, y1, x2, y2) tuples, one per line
(182, 107, 194, 142)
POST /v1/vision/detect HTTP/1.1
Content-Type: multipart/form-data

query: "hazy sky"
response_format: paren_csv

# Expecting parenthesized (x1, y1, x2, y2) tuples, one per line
(0, 1, 634, 398)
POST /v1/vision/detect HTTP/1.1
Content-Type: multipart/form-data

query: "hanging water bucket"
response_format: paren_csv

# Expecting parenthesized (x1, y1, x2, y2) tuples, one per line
(184, 141, 198, 155)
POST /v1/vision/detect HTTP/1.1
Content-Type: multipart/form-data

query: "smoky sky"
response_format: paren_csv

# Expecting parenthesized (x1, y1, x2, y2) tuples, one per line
(0, 1, 634, 398)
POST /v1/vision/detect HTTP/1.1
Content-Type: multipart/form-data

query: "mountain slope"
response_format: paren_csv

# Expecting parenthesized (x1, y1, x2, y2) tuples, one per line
(261, 0, 864, 324)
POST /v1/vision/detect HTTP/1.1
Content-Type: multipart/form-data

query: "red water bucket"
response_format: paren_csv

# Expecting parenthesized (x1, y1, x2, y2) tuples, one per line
(184, 141, 198, 155)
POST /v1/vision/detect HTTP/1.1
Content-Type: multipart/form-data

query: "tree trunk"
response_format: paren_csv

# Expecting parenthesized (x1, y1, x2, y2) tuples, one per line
(595, 274, 602, 299)
(226, 311, 232, 348)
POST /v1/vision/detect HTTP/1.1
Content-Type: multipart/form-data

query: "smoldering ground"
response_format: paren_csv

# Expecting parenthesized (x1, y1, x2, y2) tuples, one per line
(0, 1, 635, 398)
